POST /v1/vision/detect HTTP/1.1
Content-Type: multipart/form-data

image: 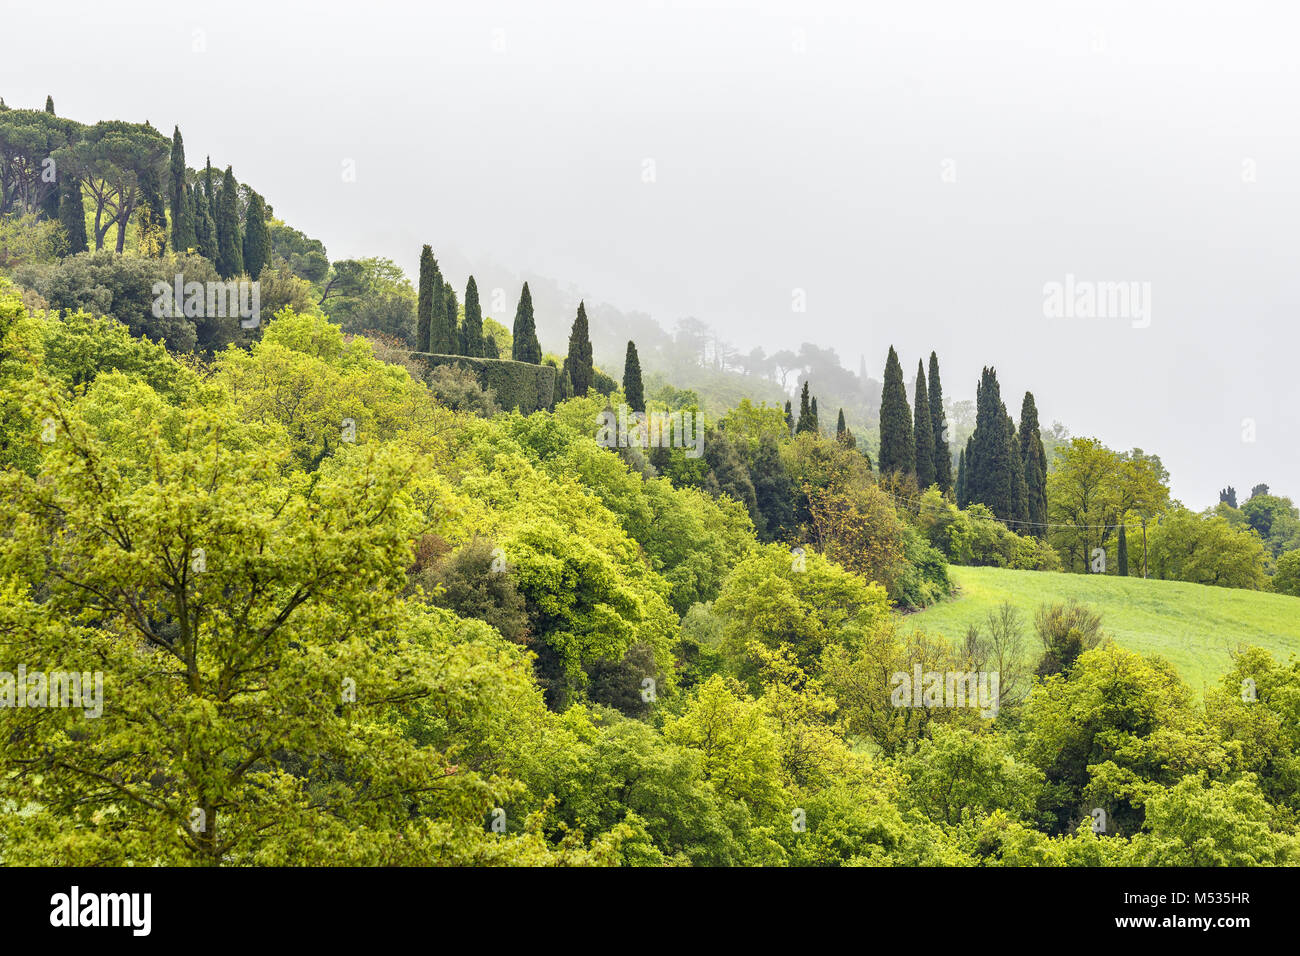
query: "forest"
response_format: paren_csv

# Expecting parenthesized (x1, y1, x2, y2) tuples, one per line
(2, 96, 1299, 867)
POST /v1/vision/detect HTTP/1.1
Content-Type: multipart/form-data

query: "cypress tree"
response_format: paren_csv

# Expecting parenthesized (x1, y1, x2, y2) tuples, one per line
(57, 178, 88, 255)
(40, 100, 60, 217)
(511, 283, 541, 363)
(214, 166, 243, 277)
(928, 351, 952, 493)
(623, 340, 645, 412)
(967, 367, 1025, 521)
(1019, 391, 1049, 535)
(956, 446, 968, 507)
(242, 192, 270, 277)
(136, 164, 168, 257)
(1005, 413, 1030, 524)
(193, 183, 216, 260)
(836, 408, 847, 442)
(417, 245, 435, 352)
(567, 301, 594, 396)
(169, 127, 196, 252)
(913, 360, 936, 488)
(442, 281, 459, 354)
(203, 157, 215, 205)
(483, 332, 500, 359)
(810, 397, 820, 434)
(796, 382, 812, 433)
(1117, 524, 1129, 576)
(878, 346, 914, 475)
(462, 276, 484, 357)
(784, 400, 794, 436)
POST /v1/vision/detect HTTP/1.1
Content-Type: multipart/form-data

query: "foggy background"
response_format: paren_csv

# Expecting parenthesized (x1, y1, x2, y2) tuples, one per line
(8, 0, 1298, 506)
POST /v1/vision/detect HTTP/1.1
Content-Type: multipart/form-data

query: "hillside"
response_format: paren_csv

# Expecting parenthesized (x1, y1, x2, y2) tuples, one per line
(912, 565, 1300, 691)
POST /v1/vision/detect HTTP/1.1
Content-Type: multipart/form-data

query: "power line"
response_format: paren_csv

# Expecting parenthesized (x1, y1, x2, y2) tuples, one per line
(873, 486, 1149, 532)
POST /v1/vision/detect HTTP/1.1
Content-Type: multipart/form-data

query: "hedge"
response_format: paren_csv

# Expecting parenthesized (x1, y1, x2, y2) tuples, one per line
(421, 353, 556, 413)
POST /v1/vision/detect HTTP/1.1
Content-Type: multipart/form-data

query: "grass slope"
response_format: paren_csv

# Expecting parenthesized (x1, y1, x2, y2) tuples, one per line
(912, 565, 1300, 692)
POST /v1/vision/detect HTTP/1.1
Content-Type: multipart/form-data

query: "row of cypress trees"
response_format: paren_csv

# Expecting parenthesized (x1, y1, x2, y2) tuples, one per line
(878, 347, 953, 492)
(954, 371, 1047, 532)
(414, 245, 501, 358)
(166, 127, 269, 278)
(415, 269, 646, 415)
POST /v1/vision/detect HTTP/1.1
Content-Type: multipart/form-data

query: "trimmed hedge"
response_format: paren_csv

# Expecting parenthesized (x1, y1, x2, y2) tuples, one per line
(421, 353, 556, 413)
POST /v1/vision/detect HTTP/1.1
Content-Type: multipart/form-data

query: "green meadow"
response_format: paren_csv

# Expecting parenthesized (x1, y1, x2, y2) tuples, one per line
(912, 565, 1300, 692)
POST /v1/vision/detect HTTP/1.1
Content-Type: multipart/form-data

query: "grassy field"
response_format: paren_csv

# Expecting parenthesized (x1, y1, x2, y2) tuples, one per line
(911, 566, 1300, 692)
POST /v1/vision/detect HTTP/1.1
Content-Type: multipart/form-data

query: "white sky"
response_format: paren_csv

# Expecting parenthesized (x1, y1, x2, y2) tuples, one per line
(9, 0, 1298, 506)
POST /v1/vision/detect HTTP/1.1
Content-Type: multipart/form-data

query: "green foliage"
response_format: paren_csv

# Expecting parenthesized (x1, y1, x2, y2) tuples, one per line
(241, 191, 270, 276)
(567, 301, 593, 395)
(511, 282, 541, 363)
(321, 256, 416, 345)
(1147, 508, 1269, 590)
(214, 165, 243, 277)
(1274, 549, 1300, 596)
(58, 178, 88, 254)
(623, 340, 645, 412)
(912, 360, 935, 488)
(928, 351, 952, 493)
(877, 346, 913, 474)
(424, 354, 556, 414)
(461, 275, 484, 357)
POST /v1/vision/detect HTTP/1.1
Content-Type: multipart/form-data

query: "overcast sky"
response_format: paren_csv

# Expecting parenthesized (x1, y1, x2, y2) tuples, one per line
(10, 0, 1298, 506)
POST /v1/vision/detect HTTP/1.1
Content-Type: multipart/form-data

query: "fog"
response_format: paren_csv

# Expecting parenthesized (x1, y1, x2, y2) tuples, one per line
(9, 0, 1298, 505)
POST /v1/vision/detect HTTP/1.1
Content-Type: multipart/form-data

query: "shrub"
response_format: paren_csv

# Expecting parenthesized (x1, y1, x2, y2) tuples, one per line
(423, 354, 555, 413)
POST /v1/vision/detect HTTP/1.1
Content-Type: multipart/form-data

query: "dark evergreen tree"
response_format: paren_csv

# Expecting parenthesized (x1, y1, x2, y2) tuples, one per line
(168, 127, 196, 252)
(214, 166, 243, 277)
(966, 367, 1026, 522)
(427, 256, 447, 351)
(483, 332, 500, 359)
(1219, 487, 1238, 508)
(810, 397, 820, 434)
(877, 346, 913, 474)
(136, 163, 168, 257)
(192, 183, 216, 260)
(1250, 483, 1269, 500)
(784, 400, 794, 436)
(1019, 391, 1048, 535)
(1005, 412, 1030, 524)
(566, 301, 594, 396)
(242, 192, 270, 277)
(511, 283, 541, 363)
(928, 351, 952, 493)
(57, 178, 88, 255)
(44, 95, 54, 114)
(796, 381, 813, 434)
(461, 276, 484, 357)
(913, 360, 936, 488)
(957, 445, 969, 507)
(750, 435, 796, 542)
(1117, 524, 1129, 576)
(417, 245, 435, 352)
(442, 281, 459, 354)
(623, 340, 645, 412)
(203, 157, 215, 204)
(836, 408, 847, 442)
